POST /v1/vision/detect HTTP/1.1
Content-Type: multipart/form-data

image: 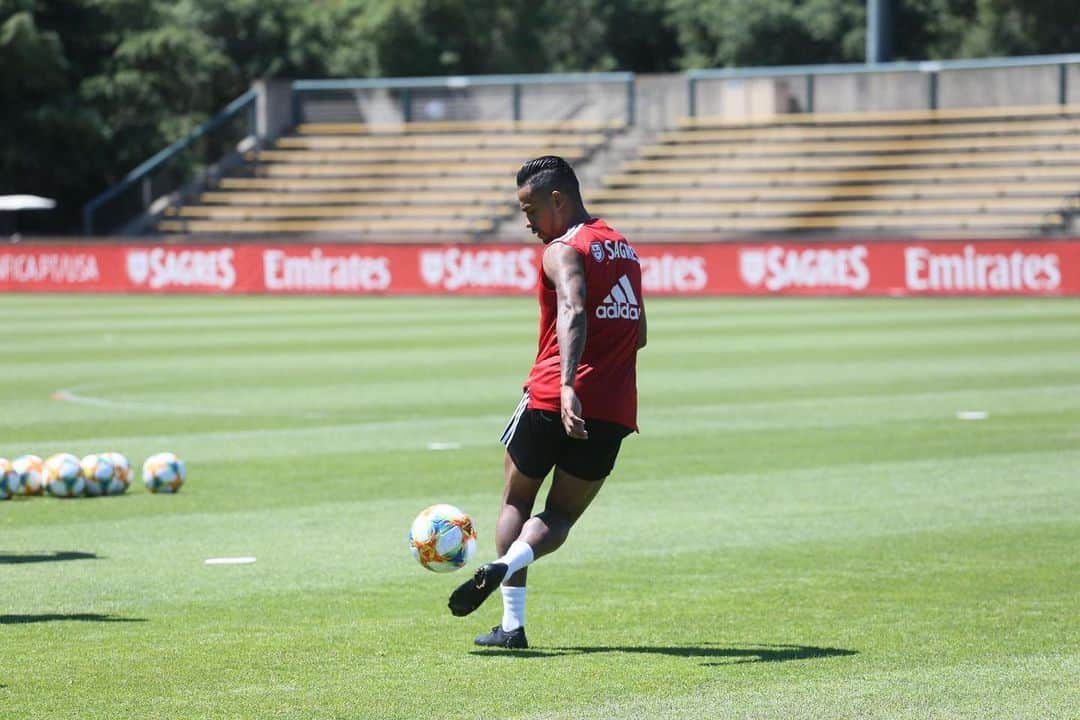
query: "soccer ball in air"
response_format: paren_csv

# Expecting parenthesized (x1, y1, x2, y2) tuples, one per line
(0, 458, 16, 500)
(43, 453, 86, 497)
(409, 504, 478, 573)
(81, 453, 130, 496)
(143, 452, 185, 493)
(12, 454, 44, 496)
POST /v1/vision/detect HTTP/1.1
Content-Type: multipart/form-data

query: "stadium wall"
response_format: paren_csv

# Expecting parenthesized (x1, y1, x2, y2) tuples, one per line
(3, 239, 1079, 296)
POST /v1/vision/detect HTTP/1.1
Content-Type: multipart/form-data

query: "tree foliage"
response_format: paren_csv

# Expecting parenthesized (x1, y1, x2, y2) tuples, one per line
(0, 0, 1075, 232)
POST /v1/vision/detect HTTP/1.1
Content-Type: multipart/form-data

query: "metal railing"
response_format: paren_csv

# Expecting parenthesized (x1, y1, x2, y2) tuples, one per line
(687, 53, 1080, 116)
(83, 72, 635, 235)
(82, 89, 258, 235)
(291, 71, 635, 127)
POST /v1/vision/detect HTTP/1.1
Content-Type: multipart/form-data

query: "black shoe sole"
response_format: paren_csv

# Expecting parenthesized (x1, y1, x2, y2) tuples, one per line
(448, 563, 507, 617)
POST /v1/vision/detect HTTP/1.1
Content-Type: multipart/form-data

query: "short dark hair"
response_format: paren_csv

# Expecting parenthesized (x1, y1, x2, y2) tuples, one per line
(516, 155, 581, 201)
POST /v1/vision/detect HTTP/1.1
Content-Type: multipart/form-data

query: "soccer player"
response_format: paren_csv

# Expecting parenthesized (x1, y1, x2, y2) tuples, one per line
(448, 155, 646, 649)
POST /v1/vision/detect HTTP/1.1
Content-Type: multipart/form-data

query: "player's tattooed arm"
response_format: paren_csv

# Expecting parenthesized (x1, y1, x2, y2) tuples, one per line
(543, 242, 589, 439)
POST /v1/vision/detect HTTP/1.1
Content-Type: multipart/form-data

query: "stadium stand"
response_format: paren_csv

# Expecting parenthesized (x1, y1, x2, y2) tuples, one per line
(595, 104, 1080, 238)
(158, 120, 624, 237)
(157, 103, 1080, 240)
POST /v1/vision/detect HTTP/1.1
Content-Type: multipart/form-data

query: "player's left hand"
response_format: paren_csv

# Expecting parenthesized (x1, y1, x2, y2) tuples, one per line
(560, 385, 588, 440)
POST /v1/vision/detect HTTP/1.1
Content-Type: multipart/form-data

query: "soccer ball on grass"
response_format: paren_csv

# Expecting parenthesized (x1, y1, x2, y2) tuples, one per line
(43, 453, 86, 497)
(0, 458, 16, 500)
(142, 452, 185, 493)
(81, 453, 131, 496)
(102, 452, 132, 495)
(12, 454, 44, 496)
(409, 504, 477, 573)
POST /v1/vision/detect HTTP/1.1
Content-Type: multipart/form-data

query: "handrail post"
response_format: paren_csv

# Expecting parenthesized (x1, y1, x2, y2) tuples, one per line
(805, 74, 815, 113)
(291, 87, 301, 128)
(402, 89, 412, 122)
(927, 71, 939, 110)
(1060, 63, 1068, 106)
(512, 83, 522, 121)
(688, 76, 697, 117)
(626, 76, 636, 127)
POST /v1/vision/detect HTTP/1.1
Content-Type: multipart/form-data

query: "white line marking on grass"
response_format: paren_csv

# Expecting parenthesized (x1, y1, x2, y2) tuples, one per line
(52, 388, 245, 416)
(205, 557, 256, 565)
(51, 386, 324, 419)
(956, 410, 989, 421)
(427, 442, 462, 451)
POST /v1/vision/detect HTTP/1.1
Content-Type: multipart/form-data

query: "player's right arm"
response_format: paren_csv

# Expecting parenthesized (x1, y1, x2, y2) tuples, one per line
(637, 309, 647, 349)
(542, 242, 589, 440)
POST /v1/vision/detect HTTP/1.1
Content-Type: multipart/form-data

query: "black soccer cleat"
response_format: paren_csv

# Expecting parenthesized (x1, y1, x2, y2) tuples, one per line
(448, 562, 508, 617)
(474, 625, 528, 649)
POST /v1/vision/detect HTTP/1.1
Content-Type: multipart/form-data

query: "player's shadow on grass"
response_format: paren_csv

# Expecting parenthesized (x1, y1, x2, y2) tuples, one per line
(0, 551, 99, 564)
(0, 614, 146, 625)
(472, 643, 857, 665)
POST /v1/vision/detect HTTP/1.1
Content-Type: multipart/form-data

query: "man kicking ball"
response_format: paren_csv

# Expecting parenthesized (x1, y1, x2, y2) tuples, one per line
(448, 155, 646, 649)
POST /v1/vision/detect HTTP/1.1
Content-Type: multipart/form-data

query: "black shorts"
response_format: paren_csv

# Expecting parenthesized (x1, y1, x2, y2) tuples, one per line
(500, 391, 633, 482)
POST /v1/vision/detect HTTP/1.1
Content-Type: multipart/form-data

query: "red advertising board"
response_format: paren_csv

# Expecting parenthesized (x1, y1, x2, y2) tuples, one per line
(2, 239, 1079, 296)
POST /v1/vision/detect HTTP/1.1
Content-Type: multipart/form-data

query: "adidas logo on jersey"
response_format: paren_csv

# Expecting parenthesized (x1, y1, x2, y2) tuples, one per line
(596, 274, 641, 320)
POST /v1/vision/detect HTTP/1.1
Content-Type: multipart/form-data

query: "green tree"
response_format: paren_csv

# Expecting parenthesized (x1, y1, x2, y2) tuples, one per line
(892, 0, 1079, 59)
(665, 0, 866, 68)
(0, 4, 107, 232)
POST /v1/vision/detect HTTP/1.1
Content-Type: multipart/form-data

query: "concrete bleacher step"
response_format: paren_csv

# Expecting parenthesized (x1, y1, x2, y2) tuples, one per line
(249, 147, 590, 163)
(250, 162, 519, 177)
(624, 149, 1080, 172)
(591, 181, 1080, 202)
(158, 218, 496, 234)
(676, 103, 1080, 130)
(168, 204, 509, 219)
(199, 190, 508, 205)
(590, 197, 1066, 218)
(294, 120, 626, 134)
(605, 164, 1080, 187)
(608, 213, 1062, 234)
(641, 134, 1080, 158)
(275, 133, 608, 150)
(217, 176, 510, 191)
(658, 118, 1080, 144)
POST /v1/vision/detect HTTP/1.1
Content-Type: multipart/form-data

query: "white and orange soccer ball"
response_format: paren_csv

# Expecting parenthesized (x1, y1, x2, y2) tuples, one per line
(12, 454, 44, 496)
(0, 458, 16, 500)
(81, 453, 132, 496)
(102, 452, 132, 495)
(81, 454, 113, 497)
(142, 452, 185, 493)
(43, 453, 86, 497)
(409, 504, 477, 573)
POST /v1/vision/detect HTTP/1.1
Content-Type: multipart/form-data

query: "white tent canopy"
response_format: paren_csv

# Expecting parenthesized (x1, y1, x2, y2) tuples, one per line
(0, 194, 57, 211)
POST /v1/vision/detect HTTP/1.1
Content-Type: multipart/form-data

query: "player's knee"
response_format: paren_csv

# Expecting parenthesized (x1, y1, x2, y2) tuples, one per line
(502, 494, 533, 516)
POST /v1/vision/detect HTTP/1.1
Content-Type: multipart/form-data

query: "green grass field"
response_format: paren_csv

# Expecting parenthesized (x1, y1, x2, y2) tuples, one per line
(1, 294, 1078, 719)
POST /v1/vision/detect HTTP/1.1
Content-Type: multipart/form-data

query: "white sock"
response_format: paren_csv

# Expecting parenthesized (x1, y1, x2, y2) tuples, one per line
(495, 539, 535, 578)
(501, 585, 527, 632)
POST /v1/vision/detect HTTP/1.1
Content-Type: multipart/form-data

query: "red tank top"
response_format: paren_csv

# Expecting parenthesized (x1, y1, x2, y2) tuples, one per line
(525, 218, 643, 431)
